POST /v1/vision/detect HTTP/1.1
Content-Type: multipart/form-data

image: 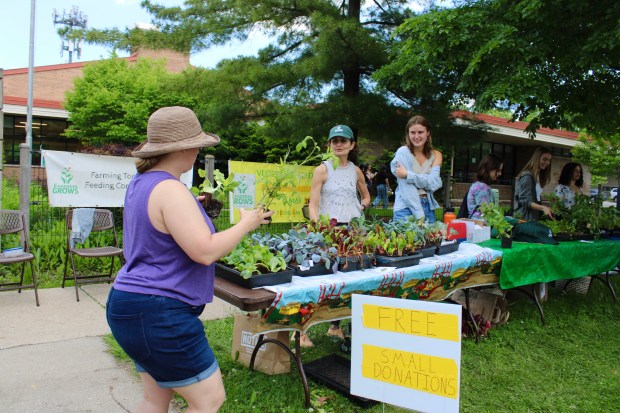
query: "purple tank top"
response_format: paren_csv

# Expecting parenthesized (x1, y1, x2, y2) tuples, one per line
(113, 171, 215, 306)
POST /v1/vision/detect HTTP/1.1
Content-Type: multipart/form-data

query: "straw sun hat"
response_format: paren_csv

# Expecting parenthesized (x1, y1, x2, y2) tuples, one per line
(131, 106, 220, 158)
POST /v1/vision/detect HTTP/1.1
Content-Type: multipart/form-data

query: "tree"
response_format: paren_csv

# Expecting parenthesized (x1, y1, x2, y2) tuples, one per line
(571, 132, 620, 210)
(375, 0, 620, 136)
(64, 56, 195, 146)
(84, 0, 425, 143)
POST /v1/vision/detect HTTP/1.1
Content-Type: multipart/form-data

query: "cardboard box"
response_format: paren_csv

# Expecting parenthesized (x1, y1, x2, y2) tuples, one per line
(471, 225, 491, 243)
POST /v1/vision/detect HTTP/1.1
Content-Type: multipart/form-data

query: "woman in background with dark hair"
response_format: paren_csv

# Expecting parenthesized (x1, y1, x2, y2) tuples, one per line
(514, 147, 554, 221)
(466, 153, 503, 220)
(555, 162, 584, 209)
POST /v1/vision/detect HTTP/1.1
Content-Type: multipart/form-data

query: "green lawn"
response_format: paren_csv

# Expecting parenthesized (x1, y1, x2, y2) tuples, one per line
(105, 274, 620, 412)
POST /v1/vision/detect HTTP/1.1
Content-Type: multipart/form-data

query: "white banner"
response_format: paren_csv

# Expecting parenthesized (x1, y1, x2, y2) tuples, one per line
(42, 150, 193, 207)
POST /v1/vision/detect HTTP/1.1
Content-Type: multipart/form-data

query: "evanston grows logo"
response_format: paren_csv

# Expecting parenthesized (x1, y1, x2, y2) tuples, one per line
(52, 167, 79, 195)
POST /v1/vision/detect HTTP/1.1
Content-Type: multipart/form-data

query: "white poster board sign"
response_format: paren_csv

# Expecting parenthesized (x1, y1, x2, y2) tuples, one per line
(350, 294, 462, 413)
(42, 150, 192, 207)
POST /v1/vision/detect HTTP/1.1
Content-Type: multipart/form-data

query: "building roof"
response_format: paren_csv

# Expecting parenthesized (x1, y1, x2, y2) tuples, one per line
(3, 55, 137, 75)
(451, 110, 579, 141)
(4, 96, 64, 110)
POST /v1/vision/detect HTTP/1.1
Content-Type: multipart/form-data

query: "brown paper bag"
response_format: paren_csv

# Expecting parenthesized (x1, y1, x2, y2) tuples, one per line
(230, 313, 291, 375)
(451, 289, 499, 322)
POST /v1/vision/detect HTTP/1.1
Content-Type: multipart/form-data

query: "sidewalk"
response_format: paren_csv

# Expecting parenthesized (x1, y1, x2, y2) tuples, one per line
(0, 284, 242, 412)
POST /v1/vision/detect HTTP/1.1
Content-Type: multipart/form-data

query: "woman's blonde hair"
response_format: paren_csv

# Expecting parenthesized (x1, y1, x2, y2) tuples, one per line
(403, 115, 433, 158)
(518, 147, 552, 187)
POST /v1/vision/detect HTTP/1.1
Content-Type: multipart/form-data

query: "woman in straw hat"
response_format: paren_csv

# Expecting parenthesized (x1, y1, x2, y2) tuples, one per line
(106, 106, 272, 413)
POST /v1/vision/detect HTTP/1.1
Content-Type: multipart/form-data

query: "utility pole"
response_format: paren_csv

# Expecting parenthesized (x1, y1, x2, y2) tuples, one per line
(0, 68, 4, 210)
(52, 6, 87, 63)
(20, 0, 36, 229)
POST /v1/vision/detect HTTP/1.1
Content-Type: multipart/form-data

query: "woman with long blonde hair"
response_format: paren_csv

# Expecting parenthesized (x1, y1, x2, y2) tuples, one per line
(514, 147, 554, 221)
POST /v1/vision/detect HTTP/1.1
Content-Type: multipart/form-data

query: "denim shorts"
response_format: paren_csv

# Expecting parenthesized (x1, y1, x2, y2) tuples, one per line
(106, 288, 218, 388)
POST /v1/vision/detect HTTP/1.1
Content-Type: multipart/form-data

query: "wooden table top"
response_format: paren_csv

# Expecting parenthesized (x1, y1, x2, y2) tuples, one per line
(214, 275, 277, 312)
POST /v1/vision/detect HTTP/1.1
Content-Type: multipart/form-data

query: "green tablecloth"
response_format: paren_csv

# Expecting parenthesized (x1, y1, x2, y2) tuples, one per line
(479, 238, 620, 289)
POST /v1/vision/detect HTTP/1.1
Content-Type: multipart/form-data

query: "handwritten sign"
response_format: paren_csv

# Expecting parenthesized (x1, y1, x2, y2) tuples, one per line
(351, 295, 462, 413)
(228, 160, 314, 223)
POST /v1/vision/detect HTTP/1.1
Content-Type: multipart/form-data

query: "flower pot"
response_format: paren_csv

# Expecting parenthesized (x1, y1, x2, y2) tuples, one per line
(500, 236, 513, 249)
(214, 263, 294, 288)
(200, 192, 223, 219)
(335, 254, 373, 273)
(301, 204, 310, 220)
(375, 252, 423, 268)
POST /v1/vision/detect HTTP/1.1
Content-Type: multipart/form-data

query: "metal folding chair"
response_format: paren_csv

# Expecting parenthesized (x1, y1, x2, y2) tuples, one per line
(0, 210, 39, 306)
(63, 209, 124, 301)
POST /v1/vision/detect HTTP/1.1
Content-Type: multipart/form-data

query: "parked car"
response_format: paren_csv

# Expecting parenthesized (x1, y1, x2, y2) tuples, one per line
(611, 187, 618, 201)
(590, 188, 599, 199)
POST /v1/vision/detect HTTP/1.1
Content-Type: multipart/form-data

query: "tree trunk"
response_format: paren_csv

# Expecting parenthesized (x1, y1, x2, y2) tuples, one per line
(344, 0, 361, 98)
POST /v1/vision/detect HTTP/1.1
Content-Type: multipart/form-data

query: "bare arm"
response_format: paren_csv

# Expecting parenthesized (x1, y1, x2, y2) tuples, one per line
(356, 166, 371, 208)
(149, 180, 273, 265)
(308, 164, 327, 221)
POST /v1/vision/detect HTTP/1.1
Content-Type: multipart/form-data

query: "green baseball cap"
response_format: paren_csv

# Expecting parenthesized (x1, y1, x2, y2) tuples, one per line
(328, 125, 354, 141)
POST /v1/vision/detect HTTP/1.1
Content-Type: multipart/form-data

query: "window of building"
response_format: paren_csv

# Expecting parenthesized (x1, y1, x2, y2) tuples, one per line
(3, 115, 78, 165)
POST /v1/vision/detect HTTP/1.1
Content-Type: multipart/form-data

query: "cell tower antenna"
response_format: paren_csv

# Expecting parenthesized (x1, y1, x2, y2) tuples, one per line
(52, 6, 88, 63)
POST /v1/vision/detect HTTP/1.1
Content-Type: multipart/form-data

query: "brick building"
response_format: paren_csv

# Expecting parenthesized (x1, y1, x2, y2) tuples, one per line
(1, 48, 189, 166)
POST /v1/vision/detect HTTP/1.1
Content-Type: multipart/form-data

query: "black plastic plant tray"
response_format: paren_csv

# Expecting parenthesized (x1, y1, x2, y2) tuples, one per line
(419, 246, 436, 258)
(375, 252, 423, 268)
(214, 263, 294, 288)
(303, 354, 378, 408)
(436, 241, 459, 255)
(336, 254, 374, 273)
(293, 263, 335, 277)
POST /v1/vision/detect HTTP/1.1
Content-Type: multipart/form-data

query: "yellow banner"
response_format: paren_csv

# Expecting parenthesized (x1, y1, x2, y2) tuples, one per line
(228, 160, 315, 223)
(362, 344, 459, 399)
(362, 304, 459, 342)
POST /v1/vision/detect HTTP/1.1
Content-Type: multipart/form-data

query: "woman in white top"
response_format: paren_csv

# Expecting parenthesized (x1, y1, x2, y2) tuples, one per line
(555, 162, 584, 209)
(309, 125, 371, 222)
(306, 124, 370, 347)
(391, 115, 443, 222)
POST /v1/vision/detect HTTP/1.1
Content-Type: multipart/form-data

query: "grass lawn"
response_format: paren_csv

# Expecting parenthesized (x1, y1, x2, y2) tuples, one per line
(105, 274, 620, 413)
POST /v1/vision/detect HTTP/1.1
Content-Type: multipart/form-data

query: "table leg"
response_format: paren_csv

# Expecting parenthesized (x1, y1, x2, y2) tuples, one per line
(463, 289, 480, 343)
(512, 284, 545, 325)
(591, 271, 618, 302)
(249, 332, 311, 407)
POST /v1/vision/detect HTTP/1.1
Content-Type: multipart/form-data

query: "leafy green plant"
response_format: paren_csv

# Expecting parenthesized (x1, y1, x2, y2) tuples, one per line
(191, 169, 239, 202)
(570, 195, 601, 234)
(421, 221, 450, 247)
(220, 237, 287, 278)
(480, 202, 513, 238)
(256, 136, 337, 210)
(305, 216, 370, 258)
(599, 206, 619, 231)
(542, 218, 577, 237)
(252, 228, 338, 270)
(364, 222, 419, 256)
